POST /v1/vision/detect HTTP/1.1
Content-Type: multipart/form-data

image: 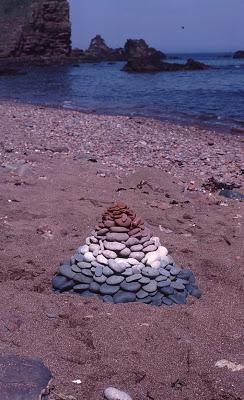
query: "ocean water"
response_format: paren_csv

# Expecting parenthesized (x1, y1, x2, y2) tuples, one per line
(0, 53, 244, 131)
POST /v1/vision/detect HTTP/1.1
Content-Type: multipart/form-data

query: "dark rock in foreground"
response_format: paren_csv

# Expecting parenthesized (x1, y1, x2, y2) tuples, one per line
(0, 354, 52, 400)
(233, 50, 244, 59)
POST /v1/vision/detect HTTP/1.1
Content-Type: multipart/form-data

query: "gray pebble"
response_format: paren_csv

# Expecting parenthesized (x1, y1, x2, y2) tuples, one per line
(74, 253, 84, 263)
(120, 281, 141, 292)
(130, 244, 143, 252)
(159, 268, 171, 277)
(77, 261, 92, 269)
(157, 279, 171, 288)
(93, 274, 107, 284)
(73, 273, 93, 284)
(106, 275, 125, 285)
(171, 281, 185, 290)
(143, 280, 157, 293)
(162, 297, 173, 305)
(103, 266, 114, 277)
(143, 244, 157, 252)
(83, 252, 95, 262)
(136, 289, 149, 299)
(58, 265, 75, 279)
(96, 228, 109, 236)
(81, 269, 93, 277)
(138, 276, 151, 284)
(100, 283, 120, 295)
(151, 292, 163, 306)
(130, 252, 145, 261)
(142, 267, 159, 278)
(159, 285, 174, 295)
(108, 260, 126, 273)
(91, 261, 104, 268)
(110, 226, 129, 233)
(119, 247, 131, 257)
(103, 295, 114, 304)
(89, 243, 100, 253)
(113, 291, 136, 304)
(104, 387, 132, 400)
(103, 250, 117, 259)
(126, 274, 142, 283)
(95, 266, 103, 277)
(89, 282, 101, 293)
(156, 275, 167, 282)
(106, 232, 129, 242)
(73, 283, 90, 291)
(136, 296, 152, 304)
(169, 292, 187, 304)
(125, 237, 140, 247)
(104, 241, 126, 252)
(78, 244, 89, 254)
(97, 254, 108, 265)
(122, 268, 133, 276)
(52, 276, 69, 291)
(170, 266, 181, 275)
(191, 287, 202, 299)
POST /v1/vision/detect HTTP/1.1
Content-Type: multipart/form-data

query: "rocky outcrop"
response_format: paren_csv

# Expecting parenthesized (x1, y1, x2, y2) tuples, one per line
(78, 35, 126, 62)
(233, 50, 244, 59)
(0, 0, 71, 63)
(123, 56, 209, 73)
(124, 39, 166, 62)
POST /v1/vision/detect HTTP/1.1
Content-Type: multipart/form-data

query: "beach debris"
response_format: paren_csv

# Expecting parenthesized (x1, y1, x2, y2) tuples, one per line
(72, 379, 82, 384)
(52, 202, 202, 306)
(104, 387, 133, 400)
(0, 354, 52, 400)
(215, 359, 244, 372)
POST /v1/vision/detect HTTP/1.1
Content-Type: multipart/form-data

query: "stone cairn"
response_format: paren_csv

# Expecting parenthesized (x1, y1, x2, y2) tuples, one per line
(52, 202, 202, 306)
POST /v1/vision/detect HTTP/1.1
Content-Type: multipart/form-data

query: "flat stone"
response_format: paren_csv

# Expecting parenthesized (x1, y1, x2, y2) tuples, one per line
(71, 265, 82, 273)
(103, 295, 114, 303)
(73, 273, 93, 284)
(128, 227, 141, 236)
(73, 283, 90, 291)
(104, 241, 126, 252)
(78, 244, 89, 254)
(178, 269, 194, 281)
(96, 228, 109, 236)
(125, 237, 140, 247)
(95, 266, 103, 277)
(110, 227, 129, 233)
(74, 253, 85, 263)
(91, 261, 104, 268)
(81, 290, 95, 297)
(159, 268, 170, 277)
(90, 236, 98, 243)
(136, 289, 149, 299)
(89, 282, 101, 293)
(107, 260, 125, 273)
(122, 268, 133, 276)
(142, 239, 154, 248)
(102, 250, 117, 259)
(127, 258, 139, 265)
(106, 232, 129, 242)
(106, 275, 125, 285)
(58, 265, 75, 279)
(142, 267, 159, 278)
(89, 243, 100, 253)
(119, 247, 131, 257)
(52, 275, 68, 290)
(113, 291, 137, 304)
(113, 258, 130, 268)
(169, 292, 187, 304)
(138, 276, 151, 284)
(136, 296, 152, 304)
(160, 256, 172, 268)
(104, 220, 115, 228)
(77, 261, 92, 269)
(162, 297, 173, 305)
(103, 266, 114, 277)
(143, 280, 157, 293)
(171, 281, 185, 290)
(156, 275, 167, 282)
(130, 252, 145, 261)
(104, 387, 133, 400)
(93, 274, 107, 283)
(83, 252, 95, 262)
(120, 281, 141, 292)
(151, 293, 163, 306)
(140, 236, 151, 244)
(81, 269, 93, 277)
(100, 284, 120, 295)
(130, 244, 143, 252)
(144, 244, 157, 253)
(126, 274, 142, 282)
(159, 285, 174, 295)
(157, 279, 171, 288)
(170, 266, 182, 275)
(97, 254, 108, 265)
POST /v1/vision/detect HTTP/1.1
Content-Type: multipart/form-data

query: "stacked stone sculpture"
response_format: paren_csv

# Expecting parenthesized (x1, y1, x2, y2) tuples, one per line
(52, 202, 202, 305)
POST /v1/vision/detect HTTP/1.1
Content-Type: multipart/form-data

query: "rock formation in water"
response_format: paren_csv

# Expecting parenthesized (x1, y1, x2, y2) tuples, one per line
(0, 0, 71, 63)
(233, 50, 244, 59)
(77, 35, 126, 62)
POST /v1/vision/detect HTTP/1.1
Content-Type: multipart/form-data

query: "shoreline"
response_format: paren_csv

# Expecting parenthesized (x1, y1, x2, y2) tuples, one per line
(0, 100, 243, 189)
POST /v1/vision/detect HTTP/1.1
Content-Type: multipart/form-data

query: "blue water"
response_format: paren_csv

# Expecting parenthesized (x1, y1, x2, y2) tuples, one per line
(0, 53, 244, 131)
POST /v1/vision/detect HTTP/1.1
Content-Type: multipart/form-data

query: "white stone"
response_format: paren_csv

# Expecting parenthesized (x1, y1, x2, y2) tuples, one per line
(144, 250, 160, 266)
(83, 252, 95, 262)
(158, 246, 168, 258)
(99, 239, 104, 251)
(127, 258, 139, 265)
(103, 250, 117, 259)
(85, 237, 91, 245)
(151, 236, 161, 247)
(104, 387, 133, 400)
(89, 243, 100, 253)
(151, 260, 161, 269)
(104, 241, 126, 251)
(79, 244, 89, 254)
(90, 236, 98, 243)
(97, 254, 108, 265)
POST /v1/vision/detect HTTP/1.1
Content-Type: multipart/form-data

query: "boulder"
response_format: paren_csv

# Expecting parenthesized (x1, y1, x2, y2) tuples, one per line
(80, 35, 126, 62)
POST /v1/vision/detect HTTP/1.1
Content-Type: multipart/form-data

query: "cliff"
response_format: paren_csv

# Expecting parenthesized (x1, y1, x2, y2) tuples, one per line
(0, 0, 71, 63)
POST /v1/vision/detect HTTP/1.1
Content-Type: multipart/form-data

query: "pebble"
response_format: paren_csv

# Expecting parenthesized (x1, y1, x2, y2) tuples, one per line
(97, 254, 108, 265)
(89, 244, 100, 253)
(143, 280, 157, 293)
(103, 295, 114, 303)
(125, 237, 139, 247)
(95, 266, 103, 277)
(104, 241, 126, 251)
(151, 260, 161, 269)
(103, 266, 114, 277)
(126, 274, 142, 282)
(144, 244, 157, 253)
(73, 283, 90, 291)
(159, 286, 174, 295)
(93, 274, 107, 283)
(83, 252, 95, 262)
(78, 244, 89, 254)
(130, 244, 143, 252)
(74, 253, 84, 263)
(159, 268, 170, 277)
(157, 279, 171, 288)
(162, 297, 173, 305)
(158, 246, 168, 258)
(169, 292, 187, 304)
(90, 236, 98, 243)
(73, 273, 93, 284)
(100, 284, 120, 295)
(52, 275, 69, 290)
(130, 252, 144, 261)
(97, 228, 109, 235)
(103, 250, 117, 259)
(140, 236, 150, 244)
(137, 296, 152, 304)
(151, 293, 163, 306)
(138, 276, 151, 284)
(106, 275, 125, 285)
(113, 291, 137, 304)
(136, 289, 149, 299)
(119, 247, 131, 257)
(143, 250, 160, 266)
(122, 268, 133, 276)
(104, 387, 133, 400)
(81, 269, 93, 277)
(170, 266, 181, 276)
(178, 269, 193, 280)
(156, 275, 167, 282)
(71, 265, 82, 273)
(142, 267, 159, 278)
(120, 281, 141, 292)
(160, 256, 172, 268)
(104, 220, 115, 228)
(171, 281, 185, 290)
(58, 265, 75, 279)
(89, 282, 101, 293)
(108, 260, 126, 273)
(77, 261, 92, 269)
(110, 226, 129, 233)
(142, 239, 154, 248)
(106, 232, 129, 242)
(191, 287, 202, 298)
(127, 258, 139, 265)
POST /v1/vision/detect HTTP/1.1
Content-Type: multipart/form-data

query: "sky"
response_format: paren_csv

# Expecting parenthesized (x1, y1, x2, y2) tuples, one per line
(69, 0, 244, 53)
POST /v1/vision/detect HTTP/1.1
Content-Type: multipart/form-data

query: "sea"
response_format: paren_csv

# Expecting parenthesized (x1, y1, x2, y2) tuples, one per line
(0, 53, 244, 132)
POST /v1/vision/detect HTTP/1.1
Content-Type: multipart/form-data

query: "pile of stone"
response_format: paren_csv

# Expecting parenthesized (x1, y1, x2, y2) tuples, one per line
(52, 202, 202, 305)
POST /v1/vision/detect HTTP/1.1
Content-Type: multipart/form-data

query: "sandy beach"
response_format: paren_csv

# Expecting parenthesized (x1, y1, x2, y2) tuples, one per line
(0, 101, 243, 400)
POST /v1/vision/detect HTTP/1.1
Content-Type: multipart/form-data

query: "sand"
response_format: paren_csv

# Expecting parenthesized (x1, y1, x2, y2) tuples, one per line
(0, 101, 243, 400)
